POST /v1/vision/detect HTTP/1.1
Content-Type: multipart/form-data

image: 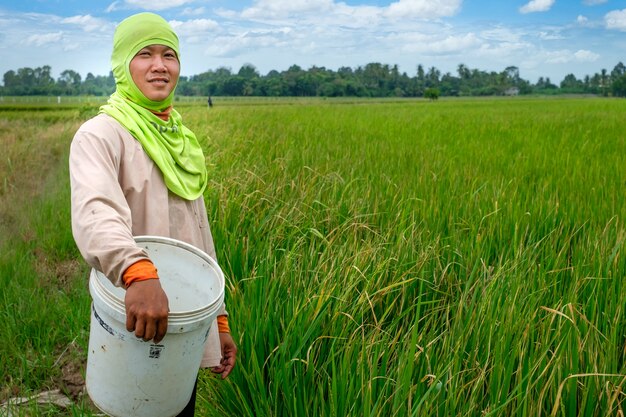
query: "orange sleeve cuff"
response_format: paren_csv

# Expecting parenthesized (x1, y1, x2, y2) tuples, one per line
(217, 315, 230, 333)
(123, 259, 159, 288)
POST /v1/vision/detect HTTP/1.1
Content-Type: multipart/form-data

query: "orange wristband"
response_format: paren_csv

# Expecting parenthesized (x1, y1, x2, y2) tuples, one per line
(123, 259, 159, 288)
(217, 315, 230, 333)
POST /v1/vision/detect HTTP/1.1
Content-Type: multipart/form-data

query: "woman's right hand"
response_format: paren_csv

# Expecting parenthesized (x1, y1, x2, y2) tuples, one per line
(124, 279, 169, 343)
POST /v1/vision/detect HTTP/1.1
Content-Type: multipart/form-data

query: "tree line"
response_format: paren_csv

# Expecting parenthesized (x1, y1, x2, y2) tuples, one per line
(2, 62, 626, 98)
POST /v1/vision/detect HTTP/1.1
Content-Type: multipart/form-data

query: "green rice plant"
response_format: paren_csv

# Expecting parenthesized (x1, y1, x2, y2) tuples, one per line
(190, 98, 625, 416)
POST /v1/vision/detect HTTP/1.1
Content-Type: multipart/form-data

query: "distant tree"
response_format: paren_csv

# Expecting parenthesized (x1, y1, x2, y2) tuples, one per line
(424, 87, 440, 101)
(337, 66, 353, 78)
(457, 63, 470, 80)
(222, 76, 245, 96)
(282, 65, 307, 96)
(82, 72, 97, 94)
(610, 62, 626, 97)
(456, 64, 471, 95)
(611, 62, 625, 80)
(416, 64, 425, 83)
(214, 67, 233, 80)
(439, 72, 459, 96)
(58, 69, 82, 94)
(3, 70, 18, 88)
(534, 76, 558, 94)
(238, 64, 260, 79)
(264, 75, 286, 96)
(176, 80, 194, 96)
(1, 65, 55, 94)
(503, 66, 520, 86)
(611, 74, 626, 97)
(600, 69, 609, 96)
(16, 68, 35, 90)
(425, 66, 440, 88)
(560, 73, 584, 93)
(360, 63, 389, 96)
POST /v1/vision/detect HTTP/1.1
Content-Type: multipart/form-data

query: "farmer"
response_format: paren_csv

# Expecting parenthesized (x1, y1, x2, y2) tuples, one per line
(69, 12, 236, 416)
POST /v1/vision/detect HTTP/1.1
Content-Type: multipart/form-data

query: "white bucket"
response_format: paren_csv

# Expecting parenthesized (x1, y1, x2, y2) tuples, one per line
(86, 236, 225, 417)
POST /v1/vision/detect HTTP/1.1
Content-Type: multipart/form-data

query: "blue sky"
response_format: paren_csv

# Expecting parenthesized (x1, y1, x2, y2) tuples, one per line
(1, 0, 625, 84)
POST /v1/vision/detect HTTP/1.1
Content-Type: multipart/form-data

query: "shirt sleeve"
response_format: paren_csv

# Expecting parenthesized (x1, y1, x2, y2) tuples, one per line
(69, 117, 149, 287)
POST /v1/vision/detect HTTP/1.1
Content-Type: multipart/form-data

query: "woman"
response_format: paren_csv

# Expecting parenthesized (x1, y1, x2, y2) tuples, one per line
(69, 12, 236, 416)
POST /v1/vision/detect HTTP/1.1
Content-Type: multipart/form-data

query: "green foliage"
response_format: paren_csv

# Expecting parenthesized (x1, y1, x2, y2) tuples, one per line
(4, 61, 626, 98)
(424, 87, 440, 100)
(612, 74, 626, 97)
(2, 66, 115, 96)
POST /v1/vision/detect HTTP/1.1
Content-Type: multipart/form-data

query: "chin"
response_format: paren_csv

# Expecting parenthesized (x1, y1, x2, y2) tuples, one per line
(146, 92, 171, 101)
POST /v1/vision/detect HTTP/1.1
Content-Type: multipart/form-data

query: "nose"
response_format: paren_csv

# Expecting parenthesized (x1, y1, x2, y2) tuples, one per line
(151, 55, 167, 72)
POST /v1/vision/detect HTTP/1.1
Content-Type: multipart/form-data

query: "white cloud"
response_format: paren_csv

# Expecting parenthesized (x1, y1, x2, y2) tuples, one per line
(23, 31, 63, 47)
(169, 18, 219, 35)
(118, 0, 196, 11)
(321, 3, 382, 28)
(574, 49, 600, 62)
(385, 0, 462, 19)
(605, 9, 626, 31)
(241, 0, 334, 19)
(205, 28, 295, 57)
(106, 1, 121, 13)
(476, 41, 531, 59)
(181, 7, 207, 16)
(545, 49, 599, 64)
(61, 15, 110, 32)
(63, 43, 80, 52)
(480, 26, 525, 43)
(539, 30, 564, 40)
(519, 0, 555, 14)
(401, 33, 481, 54)
(239, 0, 461, 22)
(544, 51, 573, 64)
(576, 14, 604, 28)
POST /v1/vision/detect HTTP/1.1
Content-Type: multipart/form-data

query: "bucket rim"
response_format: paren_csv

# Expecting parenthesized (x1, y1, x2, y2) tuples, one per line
(134, 235, 225, 314)
(90, 268, 224, 323)
(91, 236, 225, 317)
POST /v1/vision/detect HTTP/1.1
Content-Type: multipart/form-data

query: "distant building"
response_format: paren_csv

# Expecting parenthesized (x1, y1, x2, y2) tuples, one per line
(504, 87, 519, 96)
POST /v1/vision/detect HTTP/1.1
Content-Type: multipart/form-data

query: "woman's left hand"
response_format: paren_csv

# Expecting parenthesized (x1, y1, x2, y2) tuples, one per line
(211, 332, 237, 379)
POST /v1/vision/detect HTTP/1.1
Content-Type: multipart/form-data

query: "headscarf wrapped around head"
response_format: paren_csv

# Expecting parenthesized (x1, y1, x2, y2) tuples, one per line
(100, 12, 208, 200)
(111, 12, 179, 111)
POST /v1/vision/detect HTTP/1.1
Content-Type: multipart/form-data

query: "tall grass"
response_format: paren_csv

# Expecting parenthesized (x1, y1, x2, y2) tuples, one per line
(1, 98, 624, 416)
(0, 107, 98, 415)
(189, 98, 625, 416)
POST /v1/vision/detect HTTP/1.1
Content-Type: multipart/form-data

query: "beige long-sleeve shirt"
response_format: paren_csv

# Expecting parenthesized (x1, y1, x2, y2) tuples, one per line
(70, 113, 225, 367)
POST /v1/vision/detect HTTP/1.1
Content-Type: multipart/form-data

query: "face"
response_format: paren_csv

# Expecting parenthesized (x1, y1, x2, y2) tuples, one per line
(129, 44, 180, 102)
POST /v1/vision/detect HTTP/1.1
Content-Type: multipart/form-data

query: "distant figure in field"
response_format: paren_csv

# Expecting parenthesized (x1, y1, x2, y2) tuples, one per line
(208, 96, 213, 108)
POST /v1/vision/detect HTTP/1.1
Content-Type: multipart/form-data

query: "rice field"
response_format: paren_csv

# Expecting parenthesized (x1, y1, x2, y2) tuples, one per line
(0, 97, 624, 416)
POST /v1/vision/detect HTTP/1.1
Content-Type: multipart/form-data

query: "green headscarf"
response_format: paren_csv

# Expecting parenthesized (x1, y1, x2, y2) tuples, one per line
(100, 12, 208, 200)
